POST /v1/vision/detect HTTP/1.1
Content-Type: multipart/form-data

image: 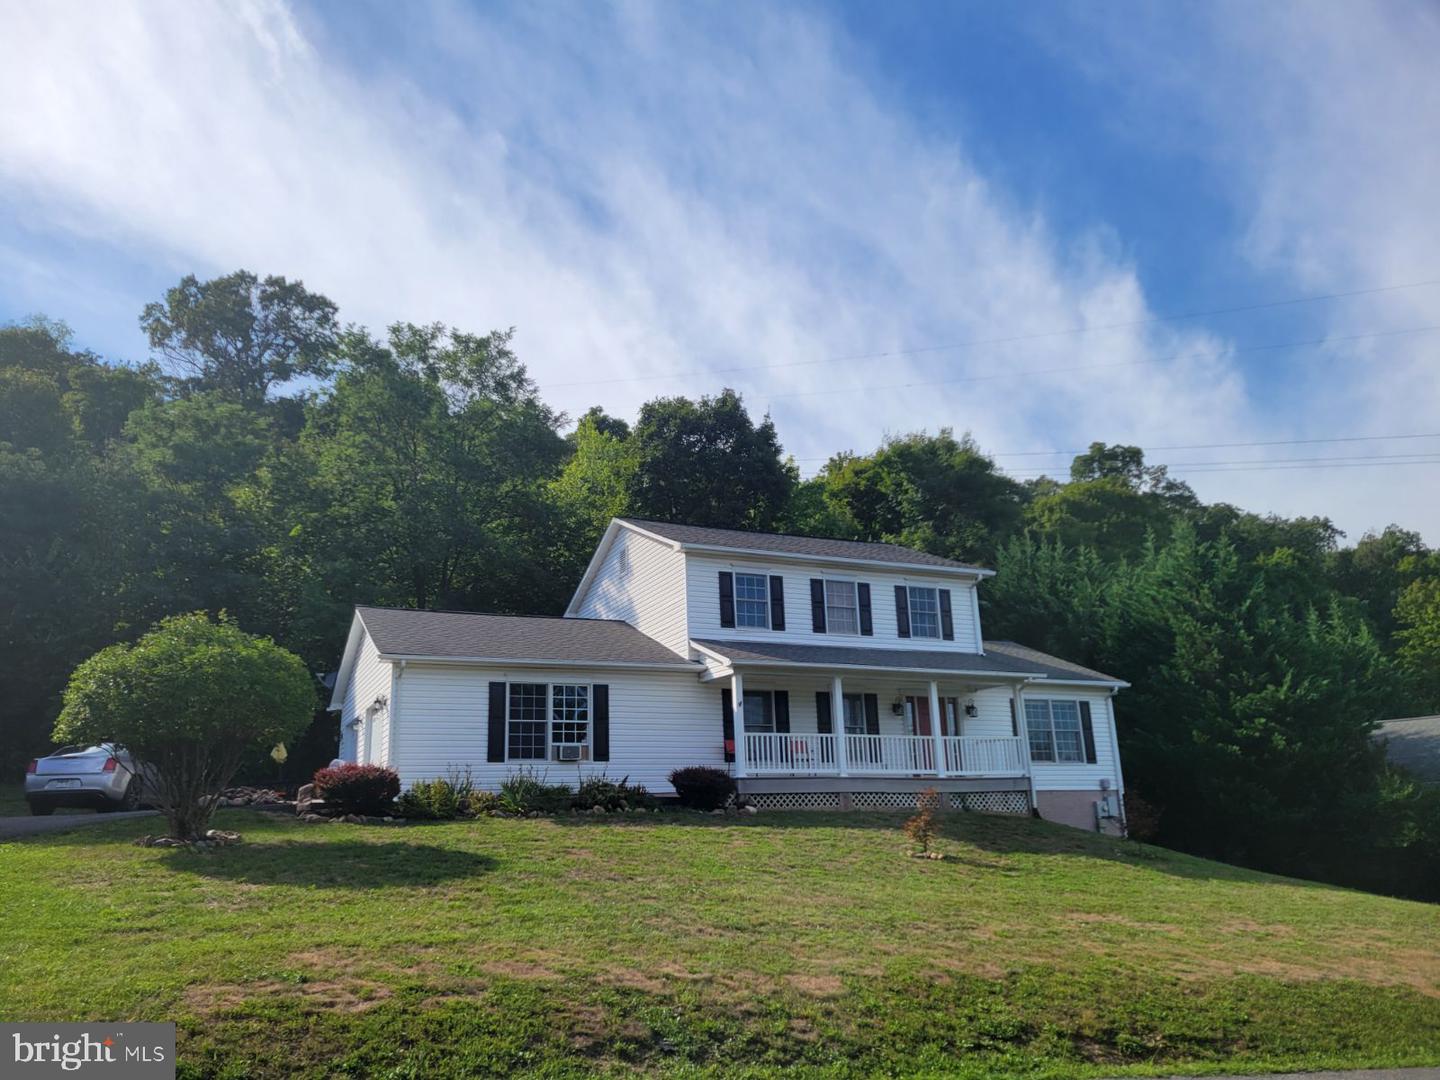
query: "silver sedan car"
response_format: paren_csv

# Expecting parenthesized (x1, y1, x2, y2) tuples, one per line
(24, 744, 145, 815)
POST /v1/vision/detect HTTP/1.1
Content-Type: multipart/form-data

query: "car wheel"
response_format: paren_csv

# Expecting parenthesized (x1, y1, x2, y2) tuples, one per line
(29, 803, 55, 816)
(120, 780, 142, 811)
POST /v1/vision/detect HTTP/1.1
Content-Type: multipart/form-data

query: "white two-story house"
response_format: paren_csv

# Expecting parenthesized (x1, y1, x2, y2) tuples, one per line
(329, 518, 1129, 832)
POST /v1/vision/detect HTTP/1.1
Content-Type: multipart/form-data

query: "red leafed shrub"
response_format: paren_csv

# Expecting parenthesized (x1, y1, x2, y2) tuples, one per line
(314, 764, 400, 815)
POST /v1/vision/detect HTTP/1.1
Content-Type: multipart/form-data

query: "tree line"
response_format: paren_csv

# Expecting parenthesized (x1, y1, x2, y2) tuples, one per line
(3, 269, 1438, 897)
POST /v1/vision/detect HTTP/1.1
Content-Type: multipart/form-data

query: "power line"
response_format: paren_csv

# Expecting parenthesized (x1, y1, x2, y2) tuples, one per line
(541, 275, 1440, 390)
(763, 323, 1440, 402)
(790, 430, 1440, 463)
(1004, 457, 1440, 478)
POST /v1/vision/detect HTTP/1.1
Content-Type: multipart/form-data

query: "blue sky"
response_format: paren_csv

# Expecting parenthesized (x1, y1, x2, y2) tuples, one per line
(1, 0, 1437, 539)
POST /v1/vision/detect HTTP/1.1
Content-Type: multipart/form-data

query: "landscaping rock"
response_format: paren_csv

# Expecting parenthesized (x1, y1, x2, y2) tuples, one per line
(205, 829, 242, 846)
(300, 813, 328, 823)
(295, 783, 316, 815)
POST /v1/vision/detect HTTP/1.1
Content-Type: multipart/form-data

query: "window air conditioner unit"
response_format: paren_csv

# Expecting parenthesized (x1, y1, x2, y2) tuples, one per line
(555, 744, 583, 763)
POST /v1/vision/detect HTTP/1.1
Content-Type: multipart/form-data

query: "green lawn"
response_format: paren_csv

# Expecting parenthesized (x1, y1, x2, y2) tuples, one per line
(2, 810, 1437, 1079)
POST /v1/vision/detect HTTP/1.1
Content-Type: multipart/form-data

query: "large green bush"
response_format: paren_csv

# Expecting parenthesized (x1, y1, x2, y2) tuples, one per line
(54, 612, 314, 840)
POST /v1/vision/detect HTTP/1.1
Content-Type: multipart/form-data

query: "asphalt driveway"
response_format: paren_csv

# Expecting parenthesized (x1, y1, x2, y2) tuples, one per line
(0, 809, 156, 839)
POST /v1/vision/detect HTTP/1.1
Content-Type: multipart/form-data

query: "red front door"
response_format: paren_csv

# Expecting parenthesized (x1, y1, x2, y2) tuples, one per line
(908, 697, 932, 737)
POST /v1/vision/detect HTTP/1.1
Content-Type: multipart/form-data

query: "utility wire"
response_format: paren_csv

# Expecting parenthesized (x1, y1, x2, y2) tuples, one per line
(541, 275, 1440, 390)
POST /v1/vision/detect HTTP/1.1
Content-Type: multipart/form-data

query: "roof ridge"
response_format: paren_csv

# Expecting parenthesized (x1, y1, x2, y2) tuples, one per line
(618, 518, 986, 570)
(355, 604, 629, 625)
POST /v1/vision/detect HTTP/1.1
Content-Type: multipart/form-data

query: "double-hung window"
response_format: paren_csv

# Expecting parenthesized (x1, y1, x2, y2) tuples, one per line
(907, 586, 941, 638)
(734, 573, 770, 628)
(824, 580, 860, 635)
(1024, 699, 1084, 763)
(840, 693, 868, 735)
(742, 690, 775, 732)
(507, 682, 590, 760)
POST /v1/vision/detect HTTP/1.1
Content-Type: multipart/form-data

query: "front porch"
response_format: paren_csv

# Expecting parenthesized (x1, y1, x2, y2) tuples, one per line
(741, 730, 1026, 779)
(695, 644, 1038, 785)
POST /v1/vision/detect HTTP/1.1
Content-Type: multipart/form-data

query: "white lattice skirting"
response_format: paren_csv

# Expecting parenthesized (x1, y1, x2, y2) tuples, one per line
(745, 790, 1030, 814)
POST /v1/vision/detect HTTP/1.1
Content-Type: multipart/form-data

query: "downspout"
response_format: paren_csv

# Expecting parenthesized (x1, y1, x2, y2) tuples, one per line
(388, 660, 406, 774)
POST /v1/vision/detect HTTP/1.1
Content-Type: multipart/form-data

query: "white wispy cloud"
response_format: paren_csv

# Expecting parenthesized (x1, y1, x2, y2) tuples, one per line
(0, 0, 1434, 539)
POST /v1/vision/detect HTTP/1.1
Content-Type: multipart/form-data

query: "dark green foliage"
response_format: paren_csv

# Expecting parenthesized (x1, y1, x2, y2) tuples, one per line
(54, 612, 315, 839)
(572, 775, 656, 811)
(628, 388, 795, 530)
(669, 766, 736, 810)
(139, 270, 338, 401)
(313, 764, 401, 816)
(497, 768, 572, 814)
(397, 768, 477, 820)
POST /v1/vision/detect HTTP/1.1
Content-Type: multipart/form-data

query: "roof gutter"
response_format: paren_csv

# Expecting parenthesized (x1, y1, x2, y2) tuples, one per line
(375, 653, 701, 673)
(678, 541, 994, 578)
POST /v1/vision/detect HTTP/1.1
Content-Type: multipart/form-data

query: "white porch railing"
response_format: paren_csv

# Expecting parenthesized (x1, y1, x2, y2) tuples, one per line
(844, 734, 936, 775)
(742, 731, 1028, 779)
(943, 736, 1025, 777)
(744, 732, 838, 775)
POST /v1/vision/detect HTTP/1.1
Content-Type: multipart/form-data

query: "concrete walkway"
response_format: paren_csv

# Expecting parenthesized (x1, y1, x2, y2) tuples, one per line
(0, 809, 156, 839)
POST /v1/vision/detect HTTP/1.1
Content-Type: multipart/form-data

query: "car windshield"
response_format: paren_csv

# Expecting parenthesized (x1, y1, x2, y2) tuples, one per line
(51, 745, 107, 756)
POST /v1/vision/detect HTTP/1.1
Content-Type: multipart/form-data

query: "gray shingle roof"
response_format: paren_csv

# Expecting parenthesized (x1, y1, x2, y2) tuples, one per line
(357, 607, 697, 667)
(620, 518, 987, 572)
(691, 638, 1126, 684)
(1374, 715, 1440, 783)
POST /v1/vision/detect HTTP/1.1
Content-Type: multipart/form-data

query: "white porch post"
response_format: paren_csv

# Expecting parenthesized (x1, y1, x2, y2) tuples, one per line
(831, 675, 848, 777)
(928, 679, 947, 778)
(732, 671, 747, 778)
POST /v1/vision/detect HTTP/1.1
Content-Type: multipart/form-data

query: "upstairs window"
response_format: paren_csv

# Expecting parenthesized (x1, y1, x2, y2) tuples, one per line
(734, 573, 770, 628)
(1025, 699, 1085, 763)
(907, 586, 941, 638)
(824, 580, 859, 635)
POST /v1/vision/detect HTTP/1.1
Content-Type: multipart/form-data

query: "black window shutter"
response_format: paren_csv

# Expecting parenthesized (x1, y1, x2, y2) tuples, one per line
(857, 583, 873, 635)
(1008, 698, 1018, 738)
(863, 693, 880, 735)
(809, 578, 827, 633)
(591, 684, 610, 762)
(1079, 701, 1097, 764)
(718, 571, 735, 628)
(894, 585, 910, 637)
(769, 576, 786, 631)
(816, 691, 832, 734)
(721, 688, 735, 763)
(939, 589, 955, 640)
(487, 682, 507, 763)
(773, 690, 790, 733)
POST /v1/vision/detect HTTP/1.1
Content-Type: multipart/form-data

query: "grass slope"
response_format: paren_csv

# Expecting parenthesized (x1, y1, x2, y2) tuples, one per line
(2, 810, 1437, 1079)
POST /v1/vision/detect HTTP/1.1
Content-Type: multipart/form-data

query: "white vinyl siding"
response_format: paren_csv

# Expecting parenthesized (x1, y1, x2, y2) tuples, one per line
(685, 554, 982, 653)
(576, 528, 690, 656)
(339, 627, 394, 766)
(388, 664, 722, 794)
